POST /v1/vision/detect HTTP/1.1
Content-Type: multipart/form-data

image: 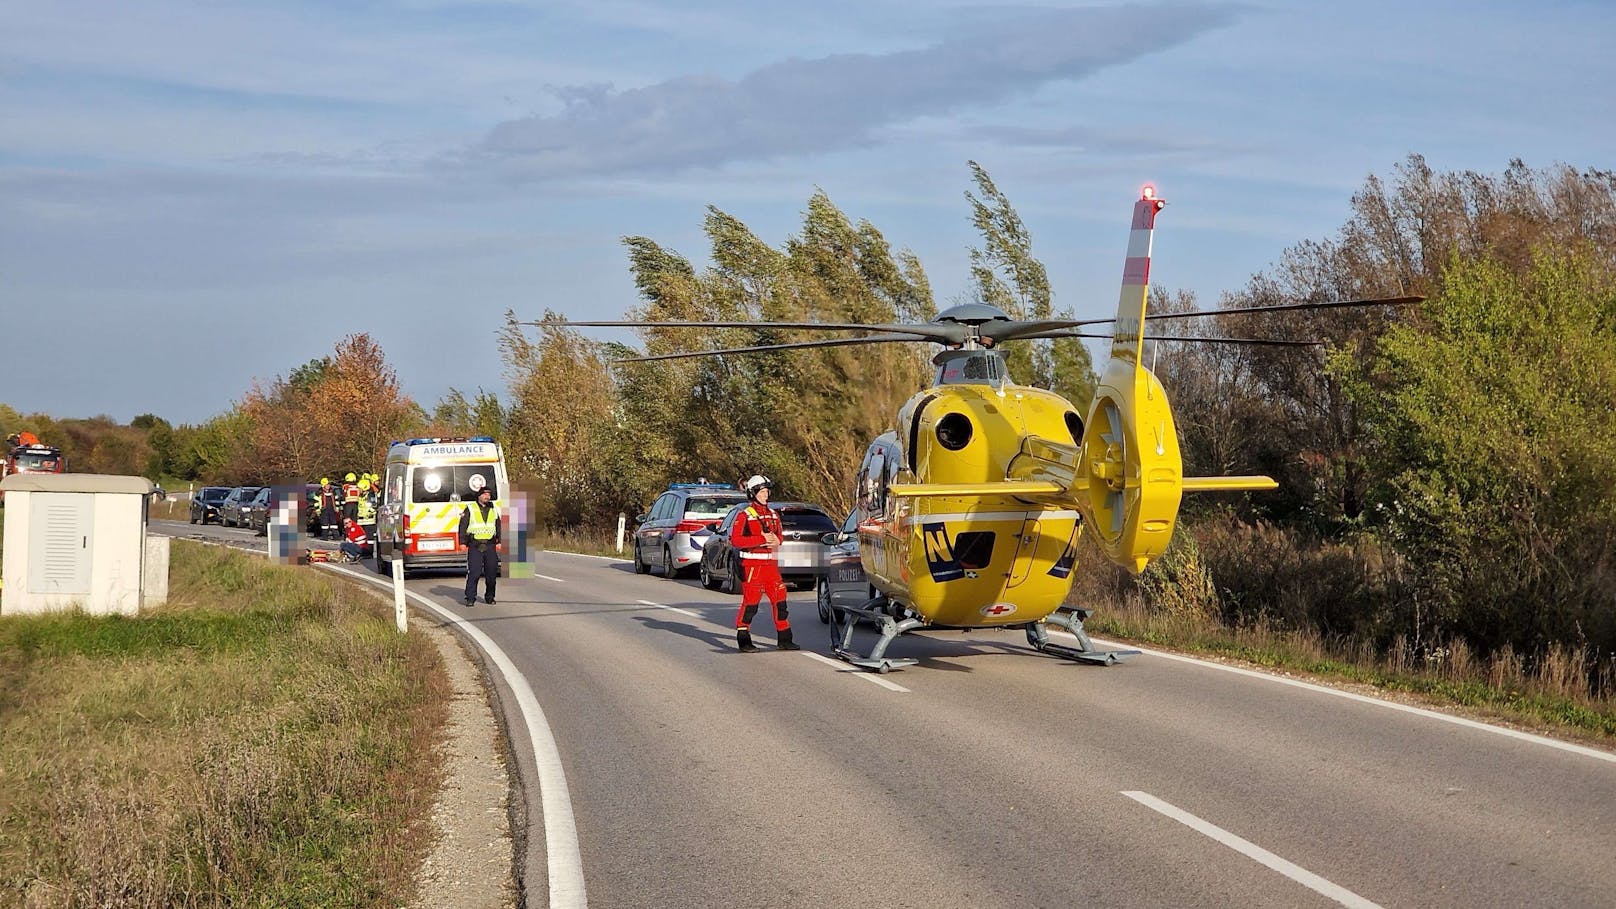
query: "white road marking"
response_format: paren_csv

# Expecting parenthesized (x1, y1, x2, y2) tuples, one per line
(801, 651, 911, 691)
(333, 566, 587, 909)
(535, 573, 566, 583)
(1121, 791, 1384, 909)
(541, 550, 625, 562)
(637, 598, 702, 618)
(1080, 634, 1616, 765)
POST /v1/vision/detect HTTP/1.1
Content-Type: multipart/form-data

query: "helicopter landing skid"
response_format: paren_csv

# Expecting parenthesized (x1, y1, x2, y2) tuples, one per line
(1026, 607, 1140, 665)
(829, 598, 922, 673)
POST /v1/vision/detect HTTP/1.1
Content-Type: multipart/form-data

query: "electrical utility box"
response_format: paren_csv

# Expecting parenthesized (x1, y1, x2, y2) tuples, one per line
(0, 473, 165, 617)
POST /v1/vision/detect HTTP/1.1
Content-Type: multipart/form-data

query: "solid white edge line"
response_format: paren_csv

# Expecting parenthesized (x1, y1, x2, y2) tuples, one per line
(1073, 633, 1616, 765)
(534, 573, 566, 583)
(330, 565, 587, 909)
(636, 599, 702, 618)
(1121, 791, 1384, 909)
(801, 651, 911, 691)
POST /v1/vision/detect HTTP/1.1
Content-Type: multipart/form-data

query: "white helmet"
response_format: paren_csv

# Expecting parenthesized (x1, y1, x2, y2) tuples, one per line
(743, 474, 773, 497)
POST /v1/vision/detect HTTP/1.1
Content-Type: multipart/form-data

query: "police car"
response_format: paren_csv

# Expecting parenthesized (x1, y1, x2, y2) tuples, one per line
(633, 482, 746, 579)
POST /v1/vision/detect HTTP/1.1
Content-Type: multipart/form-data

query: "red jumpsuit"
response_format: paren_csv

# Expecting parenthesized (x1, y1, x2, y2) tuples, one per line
(730, 503, 790, 633)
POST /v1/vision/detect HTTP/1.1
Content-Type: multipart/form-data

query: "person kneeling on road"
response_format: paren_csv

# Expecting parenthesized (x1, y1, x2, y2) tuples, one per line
(730, 474, 799, 653)
(459, 486, 501, 606)
(339, 517, 371, 563)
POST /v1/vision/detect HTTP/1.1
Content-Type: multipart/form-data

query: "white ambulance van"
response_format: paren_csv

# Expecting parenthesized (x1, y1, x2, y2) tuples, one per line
(374, 436, 509, 575)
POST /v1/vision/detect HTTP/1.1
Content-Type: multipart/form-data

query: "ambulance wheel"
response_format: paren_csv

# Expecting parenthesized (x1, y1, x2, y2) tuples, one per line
(660, 546, 678, 579)
(633, 542, 649, 574)
(374, 553, 391, 577)
(816, 579, 832, 624)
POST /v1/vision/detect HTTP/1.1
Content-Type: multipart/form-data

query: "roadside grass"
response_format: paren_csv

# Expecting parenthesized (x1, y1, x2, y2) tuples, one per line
(1079, 592, 1616, 743)
(0, 539, 449, 907)
(534, 526, 625, 559)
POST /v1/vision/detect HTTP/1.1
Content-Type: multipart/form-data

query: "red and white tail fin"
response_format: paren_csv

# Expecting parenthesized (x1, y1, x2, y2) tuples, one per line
(1111, 186, 1166, 371)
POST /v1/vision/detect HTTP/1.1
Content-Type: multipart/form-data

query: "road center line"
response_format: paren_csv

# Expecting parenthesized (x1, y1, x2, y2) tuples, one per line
(534, 573, 566, 582)
(1121, 791, 1383, 909)
(636, 598, 702, 618)
(800, 651, 910, 691)
(333, 566, 587, 909)
(1074, 633, 1616, 765)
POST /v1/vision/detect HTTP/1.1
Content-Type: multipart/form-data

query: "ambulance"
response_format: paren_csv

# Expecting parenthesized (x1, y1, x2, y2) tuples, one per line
(374, 436, 509, 575)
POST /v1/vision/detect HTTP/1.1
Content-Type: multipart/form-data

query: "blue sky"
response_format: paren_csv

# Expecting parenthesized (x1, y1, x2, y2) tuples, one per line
(4, 0, 1612, 425)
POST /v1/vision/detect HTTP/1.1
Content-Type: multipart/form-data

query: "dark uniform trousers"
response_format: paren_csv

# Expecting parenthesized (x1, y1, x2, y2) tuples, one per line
(466, 543, 499, 602)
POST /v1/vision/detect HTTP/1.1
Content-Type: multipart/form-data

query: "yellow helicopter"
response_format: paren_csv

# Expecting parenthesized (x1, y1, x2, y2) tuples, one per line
(543, 187, 1418, 671)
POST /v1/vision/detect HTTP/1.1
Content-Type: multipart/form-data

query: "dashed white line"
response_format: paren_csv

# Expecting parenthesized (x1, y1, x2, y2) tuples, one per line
(636, 599, 702, 618)
(534, 573, 565, 583)
(801, 651, 911, 691)
(1121, 791, 1384, 909)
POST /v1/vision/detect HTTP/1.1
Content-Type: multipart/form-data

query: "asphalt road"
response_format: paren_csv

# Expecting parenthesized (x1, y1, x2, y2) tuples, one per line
(154, 523, 1616, 909)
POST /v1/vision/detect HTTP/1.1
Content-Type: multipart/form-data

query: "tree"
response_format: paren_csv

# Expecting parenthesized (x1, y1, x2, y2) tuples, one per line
(964, 161, 1095, 408)
(1351, 248, 1616, 658)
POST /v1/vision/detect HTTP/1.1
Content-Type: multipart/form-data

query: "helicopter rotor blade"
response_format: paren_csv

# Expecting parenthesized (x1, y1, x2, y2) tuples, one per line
(528, 318, 969, 345)
(981, 295, 1424, 341)
(1006, 331, 1323, 347)
(612, 332, 938, 363)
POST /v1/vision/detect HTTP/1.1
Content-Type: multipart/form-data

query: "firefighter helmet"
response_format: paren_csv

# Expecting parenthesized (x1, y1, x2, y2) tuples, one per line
(345, 472, 357, 482)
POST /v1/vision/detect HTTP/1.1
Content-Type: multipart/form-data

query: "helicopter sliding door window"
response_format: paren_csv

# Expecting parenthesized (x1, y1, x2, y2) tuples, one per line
(952, 531, 995, 571)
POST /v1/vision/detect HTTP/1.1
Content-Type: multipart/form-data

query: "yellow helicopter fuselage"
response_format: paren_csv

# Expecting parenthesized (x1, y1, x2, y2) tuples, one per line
(857, 374, 1088, 628)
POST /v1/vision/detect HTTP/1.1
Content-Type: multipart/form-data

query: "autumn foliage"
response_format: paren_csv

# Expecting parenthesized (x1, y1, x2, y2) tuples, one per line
(230, 334, 423, 483)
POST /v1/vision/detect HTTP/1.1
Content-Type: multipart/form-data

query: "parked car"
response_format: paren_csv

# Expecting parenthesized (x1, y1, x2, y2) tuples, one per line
(189, 486, 232, 524)
(697, 501, 838, 594)
(243, 486, 273, 535)
(816, 509, 875, 623)
(218, 485, 264, 527)
(633, 483, 747, 578)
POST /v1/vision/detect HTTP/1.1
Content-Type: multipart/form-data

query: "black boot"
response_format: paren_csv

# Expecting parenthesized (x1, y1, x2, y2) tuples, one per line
(776, 628, 800, 651)
(737, 629, 759, 653)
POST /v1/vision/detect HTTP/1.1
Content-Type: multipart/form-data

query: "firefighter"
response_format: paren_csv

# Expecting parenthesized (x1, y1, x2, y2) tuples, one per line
(356, 476, 376, 537)
(458, 485, 501, 606)
(318, 477, 340, 540)
(342, 472, 360, 523)
(729, 474, 798, 652)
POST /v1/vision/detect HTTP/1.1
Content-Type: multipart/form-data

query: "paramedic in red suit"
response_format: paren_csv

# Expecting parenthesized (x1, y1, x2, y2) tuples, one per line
(730, 475, 800, 652)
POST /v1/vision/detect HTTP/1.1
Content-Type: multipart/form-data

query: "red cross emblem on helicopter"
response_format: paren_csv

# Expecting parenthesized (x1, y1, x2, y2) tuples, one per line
(982, 603, 1017, 617)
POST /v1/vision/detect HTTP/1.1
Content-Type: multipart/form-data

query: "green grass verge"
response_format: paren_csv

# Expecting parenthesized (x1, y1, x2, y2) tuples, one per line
(1085, 605, 1616, 742)
(0, 540, 449, 907)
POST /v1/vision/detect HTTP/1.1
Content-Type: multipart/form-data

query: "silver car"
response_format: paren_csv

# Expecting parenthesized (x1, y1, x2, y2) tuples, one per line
(633, 483, 747, 578)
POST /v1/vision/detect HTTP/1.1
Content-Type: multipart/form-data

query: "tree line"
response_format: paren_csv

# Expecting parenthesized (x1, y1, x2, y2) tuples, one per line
(8, 156, 1610, 693)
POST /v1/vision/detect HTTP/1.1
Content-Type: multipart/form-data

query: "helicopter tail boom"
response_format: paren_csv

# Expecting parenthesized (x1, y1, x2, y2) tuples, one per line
(887, 480, 1070, 499)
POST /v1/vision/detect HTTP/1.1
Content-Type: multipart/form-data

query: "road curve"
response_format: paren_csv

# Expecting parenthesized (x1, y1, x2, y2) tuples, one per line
(155, 525, 1616, 908)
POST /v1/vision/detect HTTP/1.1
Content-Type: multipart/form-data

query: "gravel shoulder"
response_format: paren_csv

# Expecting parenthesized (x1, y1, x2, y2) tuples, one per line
(408, 615, 517, 909)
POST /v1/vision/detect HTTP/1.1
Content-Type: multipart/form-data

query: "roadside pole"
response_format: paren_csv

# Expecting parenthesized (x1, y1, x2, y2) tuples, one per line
(391, 558, 407, 633)
(616, 512, 625, 553)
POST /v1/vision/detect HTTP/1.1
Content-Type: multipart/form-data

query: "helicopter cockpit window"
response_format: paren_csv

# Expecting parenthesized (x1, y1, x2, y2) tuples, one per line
(935, 351, 1010, 391)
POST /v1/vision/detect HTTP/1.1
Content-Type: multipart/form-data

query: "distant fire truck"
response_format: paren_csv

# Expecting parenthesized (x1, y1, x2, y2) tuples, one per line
(2, 431, 66, 481)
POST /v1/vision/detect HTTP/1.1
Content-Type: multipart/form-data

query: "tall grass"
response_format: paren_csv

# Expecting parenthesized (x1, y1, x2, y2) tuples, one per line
(0, 540, 449, 907)
(1068, 519, 1616, 741)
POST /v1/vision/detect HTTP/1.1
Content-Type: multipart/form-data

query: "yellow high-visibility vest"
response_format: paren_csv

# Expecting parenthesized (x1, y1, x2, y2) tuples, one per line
(465, 503, 499, 540)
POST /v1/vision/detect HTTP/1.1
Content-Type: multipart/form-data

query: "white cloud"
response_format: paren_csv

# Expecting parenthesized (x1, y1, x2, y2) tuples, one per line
(468, 4, 1239, 179)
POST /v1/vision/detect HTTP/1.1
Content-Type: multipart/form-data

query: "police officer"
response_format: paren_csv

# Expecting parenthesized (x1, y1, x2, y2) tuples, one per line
(458, 485, 501, 606)
(729, 474, 799, 652)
